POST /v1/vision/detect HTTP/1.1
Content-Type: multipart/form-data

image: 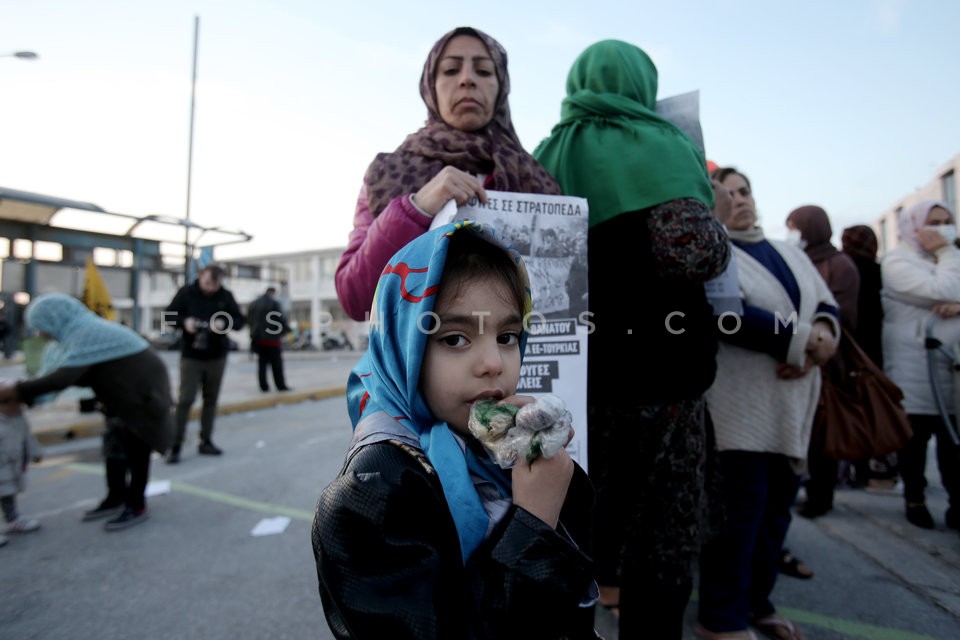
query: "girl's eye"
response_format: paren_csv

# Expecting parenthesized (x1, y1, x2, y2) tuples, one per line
(441, 334, 467, 348)
(440, 65, 461, 76)
(476, 67, 494, 77)
(498, 332, 520, 346)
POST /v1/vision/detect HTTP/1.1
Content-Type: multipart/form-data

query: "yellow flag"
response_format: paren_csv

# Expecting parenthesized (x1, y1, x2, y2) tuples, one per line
(82, 258, 117, 321)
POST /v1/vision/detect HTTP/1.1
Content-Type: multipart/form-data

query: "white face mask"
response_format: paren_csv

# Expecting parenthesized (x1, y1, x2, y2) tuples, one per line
(785, 229, 807, 249)
(924, 225, 958, 246)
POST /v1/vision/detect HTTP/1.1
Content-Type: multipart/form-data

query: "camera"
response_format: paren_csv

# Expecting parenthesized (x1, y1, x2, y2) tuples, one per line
(191, 320, 212, 351)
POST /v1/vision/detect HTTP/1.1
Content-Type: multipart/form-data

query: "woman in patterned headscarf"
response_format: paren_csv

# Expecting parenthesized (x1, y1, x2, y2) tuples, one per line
(334, 26, 561, 321)
(0, 294, 173, 531)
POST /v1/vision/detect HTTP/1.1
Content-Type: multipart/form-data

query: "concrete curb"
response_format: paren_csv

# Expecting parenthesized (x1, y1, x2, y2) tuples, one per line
(32, 386, 347, 447)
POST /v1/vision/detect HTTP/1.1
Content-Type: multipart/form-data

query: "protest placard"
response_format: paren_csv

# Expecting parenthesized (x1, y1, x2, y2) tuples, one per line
(431, 191, 590, 468)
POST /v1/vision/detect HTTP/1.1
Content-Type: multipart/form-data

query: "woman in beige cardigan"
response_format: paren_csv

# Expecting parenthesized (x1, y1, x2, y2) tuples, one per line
(696, 168, 839, 640)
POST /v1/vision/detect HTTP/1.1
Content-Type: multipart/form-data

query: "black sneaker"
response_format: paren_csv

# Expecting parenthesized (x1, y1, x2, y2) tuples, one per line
(166, 447, 181, 464)
(198, 441, 223, 456)
(82, 501, 124, 522)
(104, 507, 149, 531)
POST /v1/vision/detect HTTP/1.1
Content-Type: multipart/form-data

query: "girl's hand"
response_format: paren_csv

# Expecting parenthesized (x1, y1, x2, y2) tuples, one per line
(412, 166, 488, 215)
(511, 447, 574, 529)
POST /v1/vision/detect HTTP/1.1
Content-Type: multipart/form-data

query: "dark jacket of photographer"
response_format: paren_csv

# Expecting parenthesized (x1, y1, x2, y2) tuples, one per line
(165, 280, 246, 361)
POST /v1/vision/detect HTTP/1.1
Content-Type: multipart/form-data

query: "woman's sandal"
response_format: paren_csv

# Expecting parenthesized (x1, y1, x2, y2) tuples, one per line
(779, 548, 814, 579)
(750, 613, 805, 640)
(693, 623, 758, 639)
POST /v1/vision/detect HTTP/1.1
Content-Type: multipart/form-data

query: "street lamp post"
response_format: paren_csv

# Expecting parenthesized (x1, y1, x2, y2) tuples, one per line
(0, 51, 39, 60)
(184, 16, 199, 284)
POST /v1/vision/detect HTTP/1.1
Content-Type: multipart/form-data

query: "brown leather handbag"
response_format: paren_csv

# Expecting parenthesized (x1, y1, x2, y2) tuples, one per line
(819, 331, 913, 460)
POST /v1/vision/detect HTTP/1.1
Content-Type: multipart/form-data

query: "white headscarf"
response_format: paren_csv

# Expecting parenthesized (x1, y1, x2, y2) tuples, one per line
(898, 199, 954, 252)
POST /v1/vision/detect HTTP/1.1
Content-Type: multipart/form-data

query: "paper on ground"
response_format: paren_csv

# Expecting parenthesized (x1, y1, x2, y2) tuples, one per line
(145, 480, 171, 497)
(251, 516, 291, 537)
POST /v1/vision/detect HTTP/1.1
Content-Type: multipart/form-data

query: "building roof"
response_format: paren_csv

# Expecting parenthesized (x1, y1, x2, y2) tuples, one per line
(0, 186, 108, 225)
(0, 185, 252, 248)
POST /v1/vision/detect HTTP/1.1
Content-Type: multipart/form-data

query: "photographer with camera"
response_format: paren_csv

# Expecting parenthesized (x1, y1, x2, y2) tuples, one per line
(164, 265, 246, 463)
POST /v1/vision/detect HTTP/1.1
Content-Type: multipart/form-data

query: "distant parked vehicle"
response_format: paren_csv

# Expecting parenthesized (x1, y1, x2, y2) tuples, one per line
(321, 331, 354, 351)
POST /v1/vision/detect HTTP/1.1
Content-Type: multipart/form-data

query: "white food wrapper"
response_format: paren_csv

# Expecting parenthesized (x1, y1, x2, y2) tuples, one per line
(467, 394, 572, 468)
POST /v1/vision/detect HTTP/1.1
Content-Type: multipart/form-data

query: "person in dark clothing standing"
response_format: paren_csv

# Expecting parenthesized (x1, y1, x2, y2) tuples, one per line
(841, 225, 898, 488)
(841, 225, 884, 367)
(534, 40, 730, 639)
(164, 265, 245, 463)
(247, 287, 291, 392)
(786, 205, 861, 519)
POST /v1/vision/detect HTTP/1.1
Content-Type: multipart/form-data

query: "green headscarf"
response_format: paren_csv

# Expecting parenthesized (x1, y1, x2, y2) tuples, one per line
(533, 40, 713, 227)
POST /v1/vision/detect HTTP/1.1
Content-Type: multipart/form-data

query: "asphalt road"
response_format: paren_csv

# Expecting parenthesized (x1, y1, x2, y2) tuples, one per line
(2, 384, 959, 639)
(2, 395, 351, 640)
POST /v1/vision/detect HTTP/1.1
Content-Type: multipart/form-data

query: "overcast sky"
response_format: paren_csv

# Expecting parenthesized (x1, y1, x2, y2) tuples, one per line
(2, 0, 957, 261)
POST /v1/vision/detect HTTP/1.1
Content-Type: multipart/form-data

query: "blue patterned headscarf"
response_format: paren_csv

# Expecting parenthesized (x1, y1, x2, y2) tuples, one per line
(26, 293, 148, 373)
(347, 220, 532, 562)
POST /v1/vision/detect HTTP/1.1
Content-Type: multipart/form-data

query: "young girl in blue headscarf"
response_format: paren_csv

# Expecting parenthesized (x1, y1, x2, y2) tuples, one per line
(312, 221, 598, 640)
(0, 294, 173, 531)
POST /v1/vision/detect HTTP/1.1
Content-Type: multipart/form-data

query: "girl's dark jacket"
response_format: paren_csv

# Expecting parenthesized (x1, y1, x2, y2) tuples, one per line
(312, 439, 597, 640)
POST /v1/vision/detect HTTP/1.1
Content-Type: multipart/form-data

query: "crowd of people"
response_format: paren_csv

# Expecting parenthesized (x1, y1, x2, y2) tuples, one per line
(312, 26, 960, 640)
(2, 23, 957, 640)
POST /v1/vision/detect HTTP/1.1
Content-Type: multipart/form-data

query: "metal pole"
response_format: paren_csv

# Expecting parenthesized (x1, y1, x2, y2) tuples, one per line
(184, 15, 199, 284)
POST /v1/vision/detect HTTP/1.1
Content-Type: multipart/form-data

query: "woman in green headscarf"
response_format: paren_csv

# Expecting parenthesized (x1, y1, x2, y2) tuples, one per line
(534, 40, 730, 639)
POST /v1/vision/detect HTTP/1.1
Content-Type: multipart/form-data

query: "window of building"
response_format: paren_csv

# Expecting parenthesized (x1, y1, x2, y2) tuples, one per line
(93, 247, 117, 265)
(235, 264, 259, 279)
(878, 217, 888, 254)
(34, 241, 63, 261)
(322, 256, 338, 279)
(943, 170, 956, 217)
(301, 258, 313, 281)
(12, 239, 33, 259)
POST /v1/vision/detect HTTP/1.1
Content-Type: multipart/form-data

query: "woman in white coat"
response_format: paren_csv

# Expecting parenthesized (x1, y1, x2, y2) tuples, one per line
(881, 199, 960, 532)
